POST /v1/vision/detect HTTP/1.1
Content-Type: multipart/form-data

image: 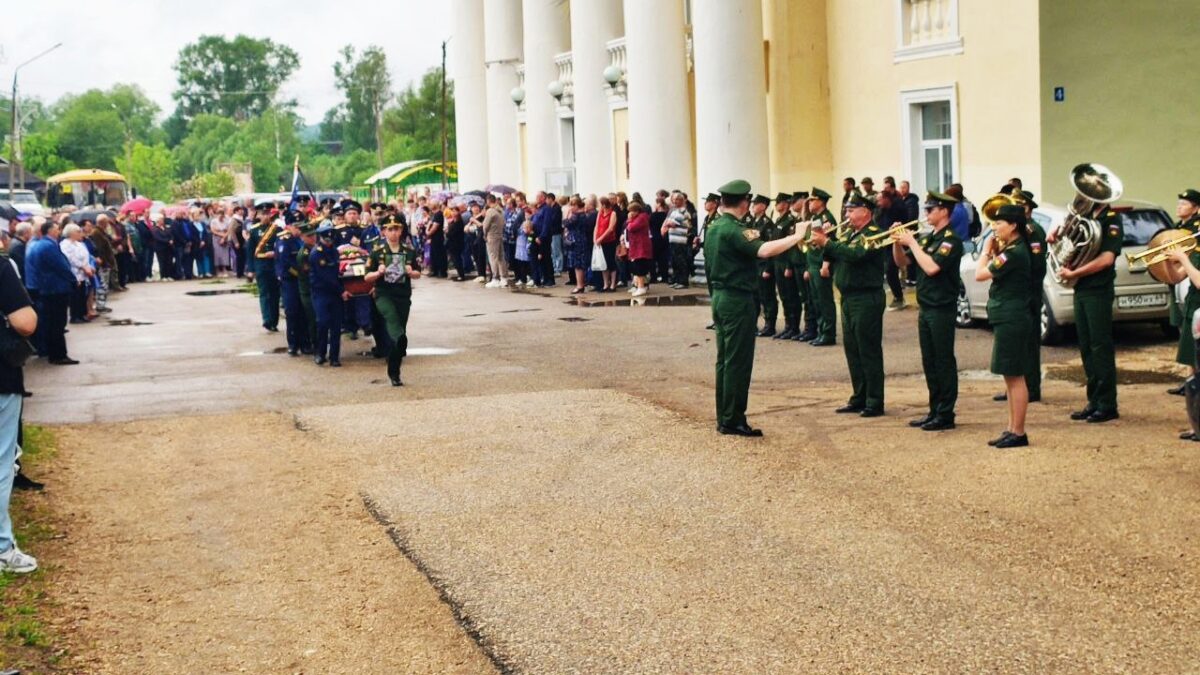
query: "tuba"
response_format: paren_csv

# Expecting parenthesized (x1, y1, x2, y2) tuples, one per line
(1047, 163, 1123, 286)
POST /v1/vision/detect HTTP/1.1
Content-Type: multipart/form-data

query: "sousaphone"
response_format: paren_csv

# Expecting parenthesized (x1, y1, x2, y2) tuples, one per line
(1047, 163, 1123, 286)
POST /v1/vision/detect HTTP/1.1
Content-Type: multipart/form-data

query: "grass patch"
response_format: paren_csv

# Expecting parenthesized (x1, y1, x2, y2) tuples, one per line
(1, 425, 67, 670)
(198, 278, 227, 285)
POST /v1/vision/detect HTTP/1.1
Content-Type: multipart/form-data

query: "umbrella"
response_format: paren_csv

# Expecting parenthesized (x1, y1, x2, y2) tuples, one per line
(464, 189, 488, 198)
(69, 208, 116, 224)
(430, 190, 456, 203)
(119, 197, 152, 215)
(485, 184, 517, 195)
(0, 201, 19, 221)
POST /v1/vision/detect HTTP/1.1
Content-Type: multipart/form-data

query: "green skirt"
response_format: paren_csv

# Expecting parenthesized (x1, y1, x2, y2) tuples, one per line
(991, 316, 1031, 376)
(1177, 295, 1200, 367)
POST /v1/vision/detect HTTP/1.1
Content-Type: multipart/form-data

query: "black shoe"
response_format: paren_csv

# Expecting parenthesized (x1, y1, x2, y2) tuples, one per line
(1086, 410, 1119, 424)
(329, 360, 342, 368)
(705, 323, 715, 330)
(987, 431, 1015, 447)
(995, 433, 1029, 448)
(835, 404, 864, 414)
(287, 348, 299, 357)
(1169, 384, 1186, 396)
(794, 332, 816, 342)
(49, 357, 80, 365)
(390, 376, 403, 387)
(993, 392, 1008, 402)
(13, 472, 44, 491)
(1180, 431, 1196, 440)
(1070, 406, 1096, 421)
(921, 417, 956, 431)
(859, 408, 884, 418)
(301, 348, 314, 355)
(908, 414, 932, 428)
(774, 328, 797, 340)
(1029, 394, 1041, 403)
(266, 325, 279, 332)
(757, 325, 776, 338)
(314, 356, 326, 365)
(717, 423, 763, 437)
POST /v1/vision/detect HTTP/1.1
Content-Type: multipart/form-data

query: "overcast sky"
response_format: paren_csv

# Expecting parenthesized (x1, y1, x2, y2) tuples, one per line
(1, 0, 452, 125)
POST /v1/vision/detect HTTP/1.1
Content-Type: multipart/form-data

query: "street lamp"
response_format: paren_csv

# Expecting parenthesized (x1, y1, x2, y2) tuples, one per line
(8, 42, 63, 194)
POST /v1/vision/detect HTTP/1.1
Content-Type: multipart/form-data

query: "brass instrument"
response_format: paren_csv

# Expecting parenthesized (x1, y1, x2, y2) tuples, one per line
(1125, 228, 1200, 285)
(860, 219, 927, 249)
(253, 220, 279, 259)
(1048, 163, 1124, 286)
(981, 191, 1027, 223)
(798, 217, 848, 253)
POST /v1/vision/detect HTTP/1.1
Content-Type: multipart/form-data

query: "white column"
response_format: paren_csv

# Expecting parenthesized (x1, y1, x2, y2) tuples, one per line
(483, 0, 523, 188)
(522, 0, 570, 192)
(569, 0, 623, 195)
(622, 0, 694, 196)
(450, 0, 490, 189)
(692, 0, 769, 193)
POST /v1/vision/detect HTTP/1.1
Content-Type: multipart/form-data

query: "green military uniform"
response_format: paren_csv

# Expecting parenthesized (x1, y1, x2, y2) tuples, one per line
(296, 224, 318, 350)
(1026, 218, 1048, 399)
(789, 193, 818, 340)
(751, 196, 779, 335)
(986, 238, 1033, 376)
(368, 224, 418, 384)
(1174, 190, 1200, 364)
(822, 198, 887, 413)
(906, 194, 963, 424)
(705, 181, 766, 433)
(807, 205, 839, 344)
(771, 195, 801, 339)
(245, 220, 280, 330)
(1072, 208, 1124, 416)
(1168, 198, 1200, 328)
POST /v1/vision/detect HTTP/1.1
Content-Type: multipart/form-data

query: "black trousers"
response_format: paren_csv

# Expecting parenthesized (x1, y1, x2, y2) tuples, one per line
(154, 244, 174, 280)
(885, 255, 905, 301)
(39, 292, 69, 360)
(69, 282, 88, 321)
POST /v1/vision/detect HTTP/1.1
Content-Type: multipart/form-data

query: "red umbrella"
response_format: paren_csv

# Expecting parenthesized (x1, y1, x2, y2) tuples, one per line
(120, 197, 152, 215)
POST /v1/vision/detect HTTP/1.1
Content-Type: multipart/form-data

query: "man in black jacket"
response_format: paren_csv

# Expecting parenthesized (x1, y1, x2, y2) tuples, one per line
(8, 223, 31, 279)
(170, 215, 197, 280)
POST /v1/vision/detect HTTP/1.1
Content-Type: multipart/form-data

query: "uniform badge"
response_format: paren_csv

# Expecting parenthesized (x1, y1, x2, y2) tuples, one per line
(1030, 242, 1043, 254)
(743, 228, 760, 241)
(937, 241, 953, 254)
(1107, 224, 1120, 237)
(993, 253, 1008, 268)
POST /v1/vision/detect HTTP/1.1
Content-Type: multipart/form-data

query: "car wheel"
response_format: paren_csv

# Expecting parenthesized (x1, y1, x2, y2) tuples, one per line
(1041, 298, 1063, 346)
(956, 286, 975, 328)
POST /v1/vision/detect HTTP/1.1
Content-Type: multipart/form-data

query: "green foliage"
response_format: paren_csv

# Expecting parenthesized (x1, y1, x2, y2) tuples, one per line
(171, 169, 236, 201)
(381, 67, 455, 165)
(3, 133, 71, 177)
(172, 35, 300, 122)
(171, 114, 239, 178)
(51, 85, 160, 170)
(338, 149, 382, 186)
(116, 143, 176, 200)
(332, 45, 391, 154)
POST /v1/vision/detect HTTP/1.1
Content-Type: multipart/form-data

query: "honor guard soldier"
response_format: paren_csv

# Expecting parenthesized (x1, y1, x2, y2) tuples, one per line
(996, 190, 1047, 403)
(1053, 199, 1123, 423)
(274, 211, 309, 356)
(805, 188, 839, 347)
(808, 193, 888, 416)
(788, 192, 818, 341)
(336, 200, 373, 340)
(705, 180, 807, 436)
(749, 195, 779, 337)
(296, 221, 319, 352)
(975, 204, 1034, 448)
(771, 193, 802, 340)
(701, 193, 721, 331)
(893, 191, 963, 431)
(309, 223, 346, 367)
(245, 212, 281, 332)
(364, 215, 421, 387)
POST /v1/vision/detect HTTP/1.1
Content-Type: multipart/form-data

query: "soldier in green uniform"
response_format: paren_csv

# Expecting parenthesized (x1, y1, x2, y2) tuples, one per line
(1166, 244, 1200, 440)
(1167, 189, 1200, 395)
(975, 204, 1033, 448)
(992, 190, 1047, 405)
(788, 192, 818, 342)
(808, 193, 887, 416)
(805, 188, 839, 347)
(1054, 200, 1124, 423)
(892, 191, 963, 431)
(750, 195, 779, 337)
(701, 193, 721, 331)
(771, 193, 801, 340)
(245, 214, 281, 332)
(296, 221, 319, 352)
(705, 180, 808, 436)
(365, 215, 421, 387)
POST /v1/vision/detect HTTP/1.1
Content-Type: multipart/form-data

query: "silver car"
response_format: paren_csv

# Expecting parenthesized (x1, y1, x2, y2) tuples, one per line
(957, 201, 1174, 344)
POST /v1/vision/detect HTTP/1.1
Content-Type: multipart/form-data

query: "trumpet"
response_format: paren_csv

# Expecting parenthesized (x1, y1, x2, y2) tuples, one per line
(1125, 230, 1200, 267)
(860, 219, 927, 249)
(797, 218, 849, 252)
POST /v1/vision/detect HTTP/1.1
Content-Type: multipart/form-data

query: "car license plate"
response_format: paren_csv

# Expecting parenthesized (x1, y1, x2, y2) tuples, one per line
(1118, 293, 1167, 309)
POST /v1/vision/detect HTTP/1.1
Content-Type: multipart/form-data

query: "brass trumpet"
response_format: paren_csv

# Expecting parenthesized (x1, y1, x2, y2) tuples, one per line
(797, 218, 849, 253)
(1125, 228, 1200, 284)
(860, 219, 926, 249)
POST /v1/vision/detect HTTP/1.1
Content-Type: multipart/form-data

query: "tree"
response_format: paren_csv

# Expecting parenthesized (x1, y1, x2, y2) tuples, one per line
(52, 86, 160, 170)
(173, 35, 300, 122)
(8, 132, 71, 177)
(116, 143, 176, 200)
(171, 169, 236, 200)
(171, 114, 239, 178)
(332, 45, 391, 165)
(381, 67, 455, 165)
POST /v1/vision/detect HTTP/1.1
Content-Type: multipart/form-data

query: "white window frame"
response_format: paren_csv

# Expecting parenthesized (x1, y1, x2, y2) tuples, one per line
(899, 84, 959, 196)
(893, 0, 964, 63)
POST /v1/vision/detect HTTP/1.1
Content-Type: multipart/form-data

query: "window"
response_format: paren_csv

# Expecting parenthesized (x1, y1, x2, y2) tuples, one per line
(894, 0, 963, 63)
(900, 86, 958, 196)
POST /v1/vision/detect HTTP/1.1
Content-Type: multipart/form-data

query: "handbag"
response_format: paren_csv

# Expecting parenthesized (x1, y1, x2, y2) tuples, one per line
(590, 244, 607, 272)
(0, 313, 34, 369)
(616, 238, 629, 260)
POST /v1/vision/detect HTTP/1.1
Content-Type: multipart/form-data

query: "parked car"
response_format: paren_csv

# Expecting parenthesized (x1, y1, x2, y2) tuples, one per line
(957, 201, 1174, 344)
(0, 188, 46, 217)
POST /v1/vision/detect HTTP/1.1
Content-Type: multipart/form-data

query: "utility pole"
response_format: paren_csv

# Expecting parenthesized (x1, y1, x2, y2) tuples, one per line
(7, 42, 62, 194)
(441, 39, 449, 190)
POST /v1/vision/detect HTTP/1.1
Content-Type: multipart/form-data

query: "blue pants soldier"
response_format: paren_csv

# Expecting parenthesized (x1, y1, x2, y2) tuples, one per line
(309, 225, 344, 367)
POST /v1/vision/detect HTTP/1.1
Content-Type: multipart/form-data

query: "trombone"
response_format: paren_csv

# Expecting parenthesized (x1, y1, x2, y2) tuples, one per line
(860, 219, 927, 249)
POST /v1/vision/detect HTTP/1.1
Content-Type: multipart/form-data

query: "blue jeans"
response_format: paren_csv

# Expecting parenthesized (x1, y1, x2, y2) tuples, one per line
(0, 394, 20, 554)
(551, 234, 564, 274)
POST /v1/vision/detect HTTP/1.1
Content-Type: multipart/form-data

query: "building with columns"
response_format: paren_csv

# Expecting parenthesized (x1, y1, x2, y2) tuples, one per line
(451, 0, 1200, 210)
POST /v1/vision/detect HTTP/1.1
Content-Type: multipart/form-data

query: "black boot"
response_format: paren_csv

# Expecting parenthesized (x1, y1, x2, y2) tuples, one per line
(757, 323, 776, 338)
(388, 356, 404, 387)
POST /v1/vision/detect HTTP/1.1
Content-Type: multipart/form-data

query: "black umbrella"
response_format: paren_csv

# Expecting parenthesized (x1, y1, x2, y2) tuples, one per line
(484, 184, 517, 195)
(0, 201, 19, 221)
(464, 189, 488, 198)
(69, 208, 116, 224)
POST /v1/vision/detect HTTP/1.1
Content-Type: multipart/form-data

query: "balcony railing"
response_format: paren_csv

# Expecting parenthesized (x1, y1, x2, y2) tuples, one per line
(895, 0, 963, 63)
(553, 51, 574, 113)
(604, 37, 627, 103)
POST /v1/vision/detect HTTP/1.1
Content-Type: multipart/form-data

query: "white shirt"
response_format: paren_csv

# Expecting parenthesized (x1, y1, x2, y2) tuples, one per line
(60, 238, 90, 283)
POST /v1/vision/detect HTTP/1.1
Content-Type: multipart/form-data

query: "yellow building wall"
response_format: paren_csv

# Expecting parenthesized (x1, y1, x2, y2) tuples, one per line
(612, 107, 631, 194)
(1040, 0, 1200, 211)
(763, 0, 834, 195)
(823, 0, 1042, 202)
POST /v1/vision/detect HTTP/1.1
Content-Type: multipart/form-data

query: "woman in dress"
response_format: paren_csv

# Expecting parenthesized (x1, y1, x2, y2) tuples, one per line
(975, 204, 1033, 448)
(624, 201, 654, 297)
(210, 206, 234, 276)
(593, 197, 619, 292)
(564, 196, 591, 294)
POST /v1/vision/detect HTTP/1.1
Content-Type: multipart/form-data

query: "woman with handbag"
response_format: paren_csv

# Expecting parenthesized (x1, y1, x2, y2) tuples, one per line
(594, 197, 619, 292)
